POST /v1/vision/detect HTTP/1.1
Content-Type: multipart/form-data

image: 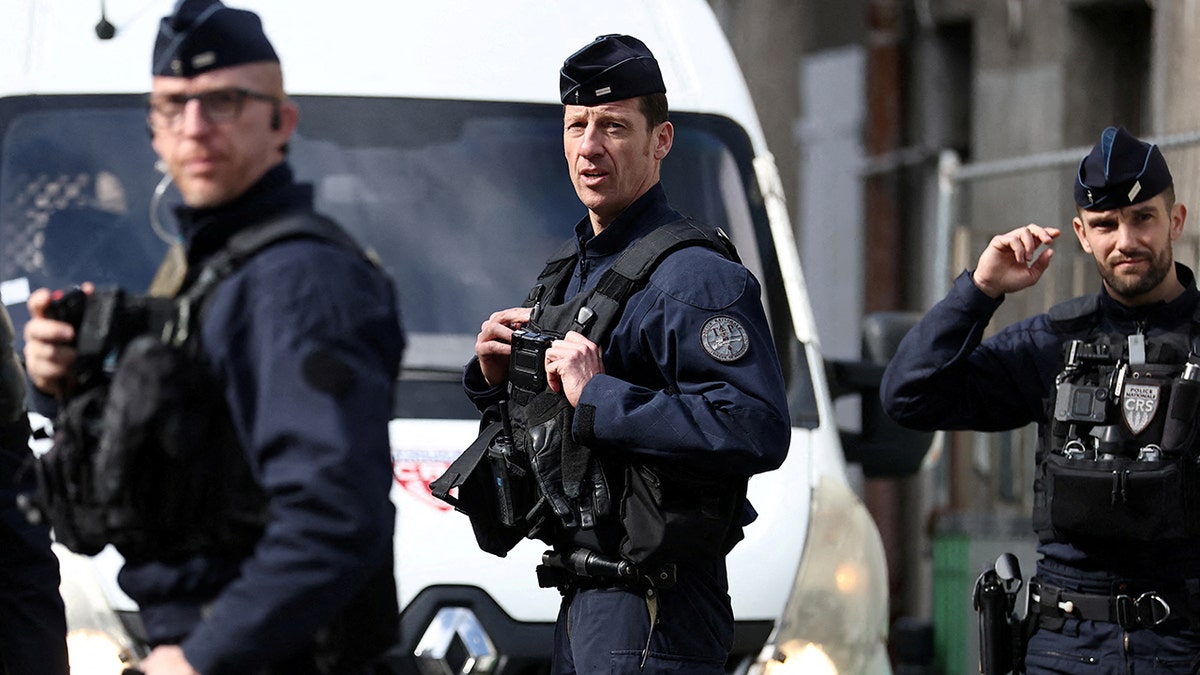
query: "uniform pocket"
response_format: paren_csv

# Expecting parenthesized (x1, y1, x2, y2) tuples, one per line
(609, 651, 725, 675)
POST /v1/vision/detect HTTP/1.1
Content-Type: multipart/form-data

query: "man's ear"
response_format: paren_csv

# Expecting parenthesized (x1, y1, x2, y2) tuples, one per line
(653, 121, 673, 161)
(276, 100, 299, 136)
(1072, 215, 1093, 254)
(1170, 203, 1188, 242)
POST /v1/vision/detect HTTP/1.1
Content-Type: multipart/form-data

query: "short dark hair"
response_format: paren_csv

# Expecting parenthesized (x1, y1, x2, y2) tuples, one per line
(1162, 184, 1177, 211)
(638, 93, 669, 129)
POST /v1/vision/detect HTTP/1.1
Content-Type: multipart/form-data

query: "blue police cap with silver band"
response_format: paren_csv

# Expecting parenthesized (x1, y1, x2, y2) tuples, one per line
(560, 34, 666, 106)
(1074, 126, 1172, 211)
(152, 0, 278, 77)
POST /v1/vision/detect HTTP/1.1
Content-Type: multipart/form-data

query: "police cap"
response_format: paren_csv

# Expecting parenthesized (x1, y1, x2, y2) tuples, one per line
(1074, 126, 1172, 211)
(152, 0, 278, 78)
(560, 34, 666, 106)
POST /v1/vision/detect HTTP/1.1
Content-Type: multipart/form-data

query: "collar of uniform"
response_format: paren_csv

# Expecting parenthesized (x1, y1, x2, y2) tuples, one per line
(573, 183, 682, 258)
(175, 162, 314, 266)
(1097, 262, 1200, 326)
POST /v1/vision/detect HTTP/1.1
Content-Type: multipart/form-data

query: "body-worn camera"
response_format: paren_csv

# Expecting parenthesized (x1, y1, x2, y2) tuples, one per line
(509, 329, 557, 393)
(1054, 339, 1119, 425)
(1053, 383, 1110, 424)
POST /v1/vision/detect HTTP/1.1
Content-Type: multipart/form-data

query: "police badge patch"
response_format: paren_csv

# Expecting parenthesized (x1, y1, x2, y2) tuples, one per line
(1122, 382, 1160, 435)
(701, 315, 749, 362)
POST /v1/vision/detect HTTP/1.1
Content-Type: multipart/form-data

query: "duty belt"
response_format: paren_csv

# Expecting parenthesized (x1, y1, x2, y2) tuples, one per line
(1031, 578, 1200, 630)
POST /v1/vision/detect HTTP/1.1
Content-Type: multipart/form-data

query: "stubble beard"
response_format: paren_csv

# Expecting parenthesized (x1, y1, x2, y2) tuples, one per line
(1098, 246, 1173, 301)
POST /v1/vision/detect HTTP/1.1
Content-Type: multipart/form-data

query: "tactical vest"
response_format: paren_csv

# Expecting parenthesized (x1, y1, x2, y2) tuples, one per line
(1033, 294, 1200, 543)
(433, 218, 749, 565)
(32, 211, 365, 562)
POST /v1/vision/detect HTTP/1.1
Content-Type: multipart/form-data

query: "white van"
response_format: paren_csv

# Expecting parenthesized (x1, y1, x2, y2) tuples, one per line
(0, 2, 921, 673)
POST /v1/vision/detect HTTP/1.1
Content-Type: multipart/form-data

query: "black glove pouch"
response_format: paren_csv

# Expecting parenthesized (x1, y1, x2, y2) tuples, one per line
(1035, 452, 1200, 542)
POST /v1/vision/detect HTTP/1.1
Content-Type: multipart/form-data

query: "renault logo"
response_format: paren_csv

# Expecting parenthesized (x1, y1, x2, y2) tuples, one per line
(414, 607, 498, 675)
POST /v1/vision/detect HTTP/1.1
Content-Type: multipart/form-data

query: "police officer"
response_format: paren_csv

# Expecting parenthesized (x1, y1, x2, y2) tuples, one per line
(22, 1, 404, 673)
(0, 302, 67, 675)
(882, 126, 1200, 672)
(466, 35, 791, 674)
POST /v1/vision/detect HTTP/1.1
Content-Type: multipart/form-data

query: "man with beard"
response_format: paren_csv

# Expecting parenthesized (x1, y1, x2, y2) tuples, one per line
(882, 125, 1200, 673)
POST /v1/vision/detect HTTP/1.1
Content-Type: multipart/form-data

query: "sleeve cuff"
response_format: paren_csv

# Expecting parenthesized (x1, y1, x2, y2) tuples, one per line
(25, 377, 58, 418)
(462, 357, 506, 409)
(957, 269, 1006, 316)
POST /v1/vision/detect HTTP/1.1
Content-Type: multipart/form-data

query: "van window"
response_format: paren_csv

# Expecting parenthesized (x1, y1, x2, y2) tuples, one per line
(0, 95, 808, 421)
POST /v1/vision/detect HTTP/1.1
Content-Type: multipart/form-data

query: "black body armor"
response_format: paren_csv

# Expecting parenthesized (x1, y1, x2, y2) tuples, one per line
(434, 219, 749, 565)
(31, 212, 362, 562)
(1033, 296, 1200, 543)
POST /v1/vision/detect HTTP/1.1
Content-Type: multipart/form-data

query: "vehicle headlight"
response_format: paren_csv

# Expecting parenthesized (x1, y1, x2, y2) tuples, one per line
(751, 475, 892, 675)
(54, 544, 142, 674)
(67, 628, 137, 674)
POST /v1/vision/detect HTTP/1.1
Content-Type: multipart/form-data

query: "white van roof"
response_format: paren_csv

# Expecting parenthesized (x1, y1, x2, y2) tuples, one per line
(5, 1, 766, 144)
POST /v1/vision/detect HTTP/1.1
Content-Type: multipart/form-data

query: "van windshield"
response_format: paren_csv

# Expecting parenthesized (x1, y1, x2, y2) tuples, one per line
(0, 95, 806, 419)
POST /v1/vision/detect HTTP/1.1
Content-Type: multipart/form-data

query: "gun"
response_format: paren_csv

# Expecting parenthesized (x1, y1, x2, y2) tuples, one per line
(973, 552, 1025, 675)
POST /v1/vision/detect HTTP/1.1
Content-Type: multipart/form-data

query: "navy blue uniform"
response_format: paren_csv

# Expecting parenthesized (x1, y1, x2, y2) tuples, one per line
(466, 184, 790, 674)
(110, 164, 404, 673)
(882, 265, 1200, 673)
(0, 301, 67, 675)
(0, 421, 68, 675)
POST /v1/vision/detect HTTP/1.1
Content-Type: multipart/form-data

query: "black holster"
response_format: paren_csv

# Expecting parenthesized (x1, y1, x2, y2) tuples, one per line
(974, 561, 1027, 674)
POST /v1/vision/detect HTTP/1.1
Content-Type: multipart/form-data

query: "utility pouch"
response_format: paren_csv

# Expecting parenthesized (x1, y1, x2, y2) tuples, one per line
(34, 334, 268, 560)
(99, 335, 267, 560)
(1162, 372, 1200, 454)
(620, 461, 746, 565)
(36, 386, 110, 556)
(430, 409, 541, 557)
(1035, 453, 1200, 542)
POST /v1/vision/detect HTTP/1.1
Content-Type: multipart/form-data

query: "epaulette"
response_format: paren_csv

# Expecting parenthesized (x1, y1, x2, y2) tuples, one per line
(1047, 294, 1101, 340)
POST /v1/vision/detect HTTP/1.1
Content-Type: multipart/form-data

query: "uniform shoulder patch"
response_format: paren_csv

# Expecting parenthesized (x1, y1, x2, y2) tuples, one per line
(700, 315, 749, 362)
(303, 349, 356, 397)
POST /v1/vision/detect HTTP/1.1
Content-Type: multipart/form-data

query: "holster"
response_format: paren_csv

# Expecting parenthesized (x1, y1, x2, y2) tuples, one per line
(974, 560, 1027, 675)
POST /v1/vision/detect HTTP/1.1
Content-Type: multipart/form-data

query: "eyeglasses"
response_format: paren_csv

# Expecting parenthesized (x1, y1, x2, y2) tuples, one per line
(147, 87, 280, 130)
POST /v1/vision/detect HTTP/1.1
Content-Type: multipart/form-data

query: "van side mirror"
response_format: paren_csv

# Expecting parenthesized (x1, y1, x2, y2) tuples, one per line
(826, 311, 933, 477)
